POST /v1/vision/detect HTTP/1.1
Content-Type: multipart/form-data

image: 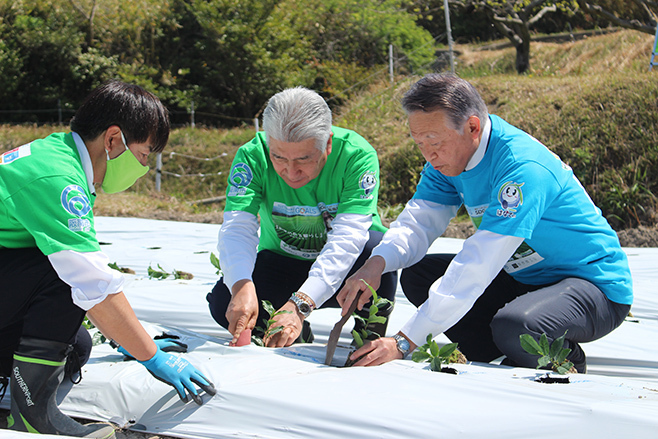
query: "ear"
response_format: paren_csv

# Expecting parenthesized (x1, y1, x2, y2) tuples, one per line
(325, 132, 333, 155)
(465, 115, 481, 140)
(104, 125, 124, 155)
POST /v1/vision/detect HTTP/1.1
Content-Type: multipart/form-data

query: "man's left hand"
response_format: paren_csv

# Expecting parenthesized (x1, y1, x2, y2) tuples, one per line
(348, 337, 403, 366)
(264, 301, 303, 347)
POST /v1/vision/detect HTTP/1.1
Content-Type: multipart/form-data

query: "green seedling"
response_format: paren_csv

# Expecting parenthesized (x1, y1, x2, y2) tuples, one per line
(252, 300, 292, 347)
(520, 331, 574, 375)
(147, 263, 194, 280)
(412, 333, 459, 372)
(210, 252, 222, 275)
(351, 279, 393, 348)
(108, 261, 135, 274)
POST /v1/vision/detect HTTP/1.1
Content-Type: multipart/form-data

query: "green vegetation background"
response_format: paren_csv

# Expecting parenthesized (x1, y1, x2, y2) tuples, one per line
(1, 29, 656, 230)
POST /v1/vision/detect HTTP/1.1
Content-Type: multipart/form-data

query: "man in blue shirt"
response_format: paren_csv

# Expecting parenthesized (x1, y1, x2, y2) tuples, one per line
(337, 73, 632, 372)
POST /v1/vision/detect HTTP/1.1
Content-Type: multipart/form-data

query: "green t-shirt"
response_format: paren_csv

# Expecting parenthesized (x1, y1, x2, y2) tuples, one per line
(225, 126, 385, 260)
(0, 132, 99, 255)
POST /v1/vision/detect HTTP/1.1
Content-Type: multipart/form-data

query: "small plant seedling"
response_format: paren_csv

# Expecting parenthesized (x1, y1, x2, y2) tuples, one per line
(351, 279, 393, 348)
(412, 333, 460, 372)
(147, 263, 194, 280)
(251, 300, 292, 347)
(108, 261, 135, 274)
(210, 252, 222, 275)
(520, 330, 574, 375)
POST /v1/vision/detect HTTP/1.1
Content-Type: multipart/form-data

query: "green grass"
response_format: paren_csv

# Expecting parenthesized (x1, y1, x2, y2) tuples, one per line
(1, 29, 656, 228)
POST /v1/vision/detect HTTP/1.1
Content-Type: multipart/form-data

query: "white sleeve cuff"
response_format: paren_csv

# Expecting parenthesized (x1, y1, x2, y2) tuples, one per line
(48, 250, 124, 311)
(299, 276, 333, 307)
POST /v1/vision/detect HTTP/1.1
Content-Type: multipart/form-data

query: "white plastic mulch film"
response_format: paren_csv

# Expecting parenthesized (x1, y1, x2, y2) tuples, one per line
(2, 217, 657, 439)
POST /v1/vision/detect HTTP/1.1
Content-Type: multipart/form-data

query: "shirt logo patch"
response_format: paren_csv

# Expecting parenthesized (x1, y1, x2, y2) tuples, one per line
(228, 162, 253, 196)
(0, 144, 31, 165)
(61, 185, 92, 232)
(359, 170, 377, 199)
(497, 181, 524, 218)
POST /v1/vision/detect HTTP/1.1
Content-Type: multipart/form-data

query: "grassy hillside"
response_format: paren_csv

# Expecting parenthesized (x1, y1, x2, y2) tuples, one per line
(1, 29, 656, 229)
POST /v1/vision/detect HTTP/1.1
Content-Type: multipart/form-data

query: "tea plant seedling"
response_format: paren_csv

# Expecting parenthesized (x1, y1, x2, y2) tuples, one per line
(147, 263, 194, 280)
(108, 261, 135, 274)
(251, 300, 293, 347)
(351, 279, 393, 348)
(210, 252, 222, 275)
(520, 330, 574, 375)
(412, 333, 460, 373)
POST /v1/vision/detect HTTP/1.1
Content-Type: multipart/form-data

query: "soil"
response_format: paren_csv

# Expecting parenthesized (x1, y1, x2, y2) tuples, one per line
(536, 373, 571, 384)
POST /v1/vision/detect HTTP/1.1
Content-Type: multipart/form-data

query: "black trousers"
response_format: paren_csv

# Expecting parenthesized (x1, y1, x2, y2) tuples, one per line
(0, 247, 88, 377)
(400, 253, 630, 372)
(207, 230, 398, 335)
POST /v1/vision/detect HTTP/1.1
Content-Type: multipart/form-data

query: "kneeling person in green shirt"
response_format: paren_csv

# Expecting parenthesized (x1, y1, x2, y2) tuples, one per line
(207, 87, 398, 347)
(0, 81, 215, 438)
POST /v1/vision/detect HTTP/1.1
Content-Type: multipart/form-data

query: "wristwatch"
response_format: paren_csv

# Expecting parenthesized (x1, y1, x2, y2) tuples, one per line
(393, 334, 412, 359)
(289, 292, 313, 318)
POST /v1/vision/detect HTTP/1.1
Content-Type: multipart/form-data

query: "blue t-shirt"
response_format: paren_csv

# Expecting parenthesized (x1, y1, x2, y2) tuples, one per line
(413, 115, 633, 305)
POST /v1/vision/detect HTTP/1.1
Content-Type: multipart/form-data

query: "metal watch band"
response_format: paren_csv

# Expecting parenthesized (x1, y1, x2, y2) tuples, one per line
(290, 292, 313, 318)
(393, 334, 411, 358)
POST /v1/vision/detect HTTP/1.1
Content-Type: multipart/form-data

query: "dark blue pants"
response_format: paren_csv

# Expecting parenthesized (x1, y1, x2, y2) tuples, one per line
(400, 253, 630, 372)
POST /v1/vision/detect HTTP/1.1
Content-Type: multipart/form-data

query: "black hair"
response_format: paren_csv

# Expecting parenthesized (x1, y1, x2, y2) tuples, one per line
(70, 80, 170, 153)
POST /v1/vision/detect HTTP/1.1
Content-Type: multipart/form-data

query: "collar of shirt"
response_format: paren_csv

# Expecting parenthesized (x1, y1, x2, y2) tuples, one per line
(464, 115, 491, 171)
(71, 132, 96, 196)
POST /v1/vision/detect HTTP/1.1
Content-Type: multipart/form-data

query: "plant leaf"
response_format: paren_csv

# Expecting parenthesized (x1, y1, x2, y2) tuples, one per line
(555, 347, 572, 365)
(438, 342, 458, 359)
(520, 334, 543, 356)
(352, 330, 363, 348)
(430, 356, 443, 372)
(411, 351, 431, 363)
(261, 300, 276, 317)
(368, 315, 387, 324)
(538, 355, 551, 369)
(429, 340, 440, 357)
(539, 333, 550, 355)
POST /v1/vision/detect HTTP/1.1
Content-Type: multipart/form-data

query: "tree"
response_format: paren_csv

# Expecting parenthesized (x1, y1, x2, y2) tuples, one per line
(463, 0, 574, 74)
(576, 0, 657, 34)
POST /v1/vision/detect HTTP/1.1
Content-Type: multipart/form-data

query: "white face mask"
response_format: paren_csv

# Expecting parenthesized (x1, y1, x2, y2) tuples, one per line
(101, 131, 149, 194)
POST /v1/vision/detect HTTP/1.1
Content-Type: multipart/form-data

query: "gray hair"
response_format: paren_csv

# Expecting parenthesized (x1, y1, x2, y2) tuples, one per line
(262, 87, 332, 152)
(401, 73, 488, 131)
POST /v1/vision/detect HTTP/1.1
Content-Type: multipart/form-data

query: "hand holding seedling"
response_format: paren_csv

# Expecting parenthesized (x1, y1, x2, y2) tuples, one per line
(337, 256, 386, 316)
(226, 279, 260, 346)
(264, 300, 303, 347)
(348, 333, 417, 366)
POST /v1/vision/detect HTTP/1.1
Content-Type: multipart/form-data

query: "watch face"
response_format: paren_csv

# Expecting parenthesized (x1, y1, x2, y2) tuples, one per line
(299, 302, 311, 314)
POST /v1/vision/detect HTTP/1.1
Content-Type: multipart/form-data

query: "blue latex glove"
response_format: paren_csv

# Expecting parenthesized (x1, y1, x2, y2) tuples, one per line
(116, 337, 188, 359)
(139, 349, 216, 405)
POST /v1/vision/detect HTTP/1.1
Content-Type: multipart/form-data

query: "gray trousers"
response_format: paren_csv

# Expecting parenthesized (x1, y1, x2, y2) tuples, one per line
(400, 254, 630, 372)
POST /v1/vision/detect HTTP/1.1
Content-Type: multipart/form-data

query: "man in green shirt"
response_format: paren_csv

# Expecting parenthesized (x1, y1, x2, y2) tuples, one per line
(207, 87, 397, 347)
(0, 81, 215, 438)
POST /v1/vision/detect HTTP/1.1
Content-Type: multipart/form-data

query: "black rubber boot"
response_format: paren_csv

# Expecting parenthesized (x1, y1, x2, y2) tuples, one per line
(9, 337, 115, 438)
(353, 301, 394, 343)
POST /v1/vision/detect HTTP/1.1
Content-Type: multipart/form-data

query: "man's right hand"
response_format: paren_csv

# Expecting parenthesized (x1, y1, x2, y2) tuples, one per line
(226, 279, 259, 346)
(337, 256, 386, 316)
